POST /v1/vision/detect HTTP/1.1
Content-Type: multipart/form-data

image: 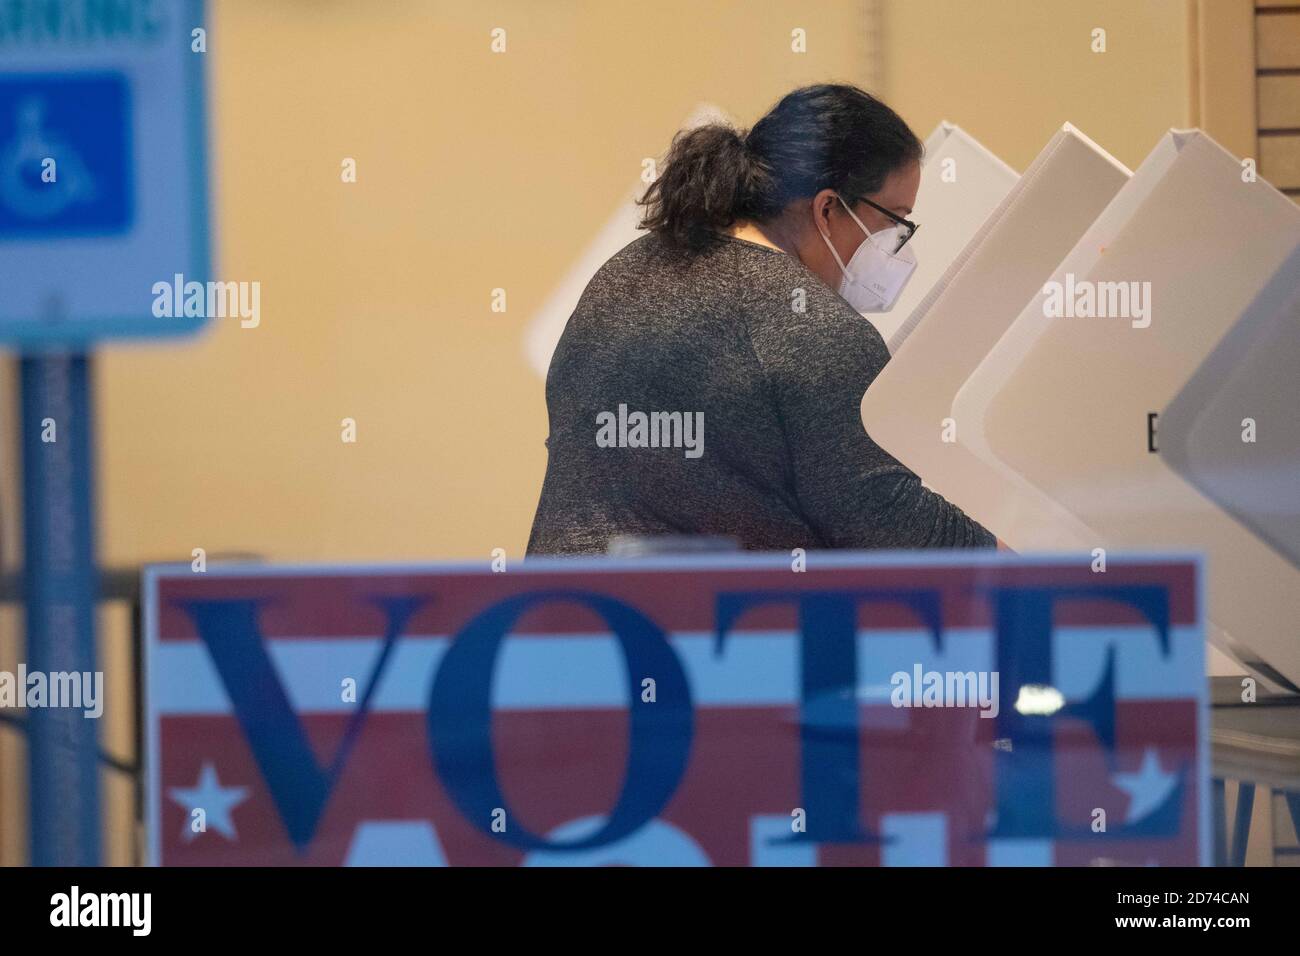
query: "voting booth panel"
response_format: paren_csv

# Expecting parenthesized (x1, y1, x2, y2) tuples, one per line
(1160, 244, 1300, 575)
(958, 130, 1300, 690)
(952, 132, 1187, 548)
(950, 133, 1244, 678)
(861, 124, 1130, 544)
(143, 554, 1207, 866)
(868, 122, 1019, 348)
(882, 124, 1130, 354)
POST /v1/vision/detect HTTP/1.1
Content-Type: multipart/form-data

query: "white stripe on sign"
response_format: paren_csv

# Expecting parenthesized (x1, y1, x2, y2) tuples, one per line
(1053, 626, 1202, 700)
(149, 626, 1201, 716)
(881, 812, 948, 866)
(986, 839, 1054, 866)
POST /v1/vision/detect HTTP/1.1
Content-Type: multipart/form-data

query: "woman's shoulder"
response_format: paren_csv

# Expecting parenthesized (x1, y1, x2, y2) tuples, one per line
(740, 289, 890, 398)
(730, 247, 889, 359)
(578, 230, 887, 350)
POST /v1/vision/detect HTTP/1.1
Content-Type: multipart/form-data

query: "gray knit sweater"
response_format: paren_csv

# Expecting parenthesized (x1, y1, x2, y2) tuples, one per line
(526, 231, 994, 555)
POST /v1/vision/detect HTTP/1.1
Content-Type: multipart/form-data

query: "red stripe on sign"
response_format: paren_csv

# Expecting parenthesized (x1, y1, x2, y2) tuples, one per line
(157, 698, 1198, 866)
(155, 561, 1197, 641)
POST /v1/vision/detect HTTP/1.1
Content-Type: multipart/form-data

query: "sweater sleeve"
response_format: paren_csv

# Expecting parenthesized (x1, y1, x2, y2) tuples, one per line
(747, 305, 995, 550)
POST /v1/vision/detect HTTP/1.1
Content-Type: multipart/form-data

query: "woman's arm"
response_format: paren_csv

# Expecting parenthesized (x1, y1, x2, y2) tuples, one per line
(749, 305, 995, 550)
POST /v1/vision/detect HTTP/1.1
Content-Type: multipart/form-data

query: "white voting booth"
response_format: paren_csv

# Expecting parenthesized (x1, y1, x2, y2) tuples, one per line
(861, 123, 1131, 547)
(868, 122, 1019, 347)
(952, 132, 1189, 544)
(1160, 243, 1300, 576)
(941, 130, 1300, 689)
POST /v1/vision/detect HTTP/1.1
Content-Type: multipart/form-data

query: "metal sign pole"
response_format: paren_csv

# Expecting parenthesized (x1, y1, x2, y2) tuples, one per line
(20, 352, 100, 866)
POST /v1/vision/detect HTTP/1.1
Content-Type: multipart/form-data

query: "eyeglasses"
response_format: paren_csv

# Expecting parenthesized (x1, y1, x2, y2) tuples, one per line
(848, 194, 919, 253)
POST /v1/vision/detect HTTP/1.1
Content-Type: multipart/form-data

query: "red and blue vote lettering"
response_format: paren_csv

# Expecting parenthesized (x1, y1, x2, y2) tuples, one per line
(145, 553, 1206, 865)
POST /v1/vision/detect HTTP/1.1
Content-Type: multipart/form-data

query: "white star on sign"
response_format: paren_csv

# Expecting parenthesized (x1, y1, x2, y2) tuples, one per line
(1111, 748, 1178, 824)
(168, 762, 249, 842)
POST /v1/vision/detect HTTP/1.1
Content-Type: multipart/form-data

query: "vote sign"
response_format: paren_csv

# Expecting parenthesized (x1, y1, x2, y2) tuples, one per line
(144, 553, 1206, 866)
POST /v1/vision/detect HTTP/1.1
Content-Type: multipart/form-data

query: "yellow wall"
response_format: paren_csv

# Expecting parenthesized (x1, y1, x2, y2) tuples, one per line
(883, 0, 1195, 172)
(96, 0, 887, 569)
(3, 0, 1208, 864)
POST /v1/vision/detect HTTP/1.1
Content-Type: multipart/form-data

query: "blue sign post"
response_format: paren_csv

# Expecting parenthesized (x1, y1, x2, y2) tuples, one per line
(0, 1, 210, 864)
(20, 354, 101, 866)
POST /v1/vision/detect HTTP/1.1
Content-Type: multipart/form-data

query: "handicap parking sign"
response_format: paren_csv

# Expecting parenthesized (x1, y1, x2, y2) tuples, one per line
(0, 0, 209, 347)
(0, 74, 133, 237)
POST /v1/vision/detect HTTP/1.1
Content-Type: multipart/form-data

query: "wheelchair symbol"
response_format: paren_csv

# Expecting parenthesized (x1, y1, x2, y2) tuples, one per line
(0, 97, 97, 221)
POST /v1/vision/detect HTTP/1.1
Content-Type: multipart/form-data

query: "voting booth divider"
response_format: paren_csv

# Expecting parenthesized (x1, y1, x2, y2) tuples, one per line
(862, 123, 1130, 548)
(1159, 243, 1300, 580)
(143, 553, 1206, 866)
(859, 122, 1300, 692)
(951, 131, 1188, 548)
(960, 131, 1300, 692)
(867, 122, 1019, 348)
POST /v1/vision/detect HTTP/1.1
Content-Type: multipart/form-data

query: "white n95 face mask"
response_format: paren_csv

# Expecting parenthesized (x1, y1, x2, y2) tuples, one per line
(818, 195, 918, 313)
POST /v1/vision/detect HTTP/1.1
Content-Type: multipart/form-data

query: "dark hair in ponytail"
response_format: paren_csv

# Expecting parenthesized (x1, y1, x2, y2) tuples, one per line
(638, 84, 922, 253)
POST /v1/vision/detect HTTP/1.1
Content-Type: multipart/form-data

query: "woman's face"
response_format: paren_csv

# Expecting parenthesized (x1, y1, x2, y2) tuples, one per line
(799, 160, 921, 296)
